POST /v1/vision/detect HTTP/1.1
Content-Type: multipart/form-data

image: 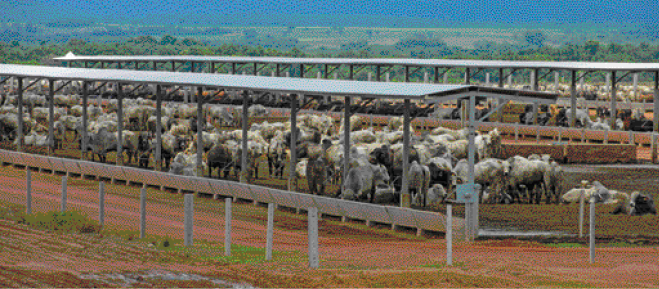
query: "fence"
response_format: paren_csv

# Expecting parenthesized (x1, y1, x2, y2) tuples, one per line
(0, 149, 462, 236)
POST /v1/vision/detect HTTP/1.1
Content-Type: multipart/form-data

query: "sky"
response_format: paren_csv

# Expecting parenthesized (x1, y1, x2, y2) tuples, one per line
(1, 0, 658, 27)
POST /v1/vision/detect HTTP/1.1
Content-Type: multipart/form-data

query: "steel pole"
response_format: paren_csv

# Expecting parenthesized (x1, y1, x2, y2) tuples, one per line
(82, 81, 88, 160)
(654, 71, 658, 133)
(611, 71, 618, 129)
(589, 197, 596, 264)
(570, 71, 577, 128)
(343, 96, 351, 198)
(241, 91, 249, 183)
(400, 99, 411, 207)
(48, 79, 55, 155)
(156, 85, 162, 171)
(468, 94, 478, 238)
(288, 94, 297, 191)
(17, 77, 23, 152)
(116, 83, 123, 167)
(197, 87, 203, 177)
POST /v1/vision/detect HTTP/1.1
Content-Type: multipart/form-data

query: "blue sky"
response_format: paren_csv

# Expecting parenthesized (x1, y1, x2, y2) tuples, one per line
(1, 0, 657, 26)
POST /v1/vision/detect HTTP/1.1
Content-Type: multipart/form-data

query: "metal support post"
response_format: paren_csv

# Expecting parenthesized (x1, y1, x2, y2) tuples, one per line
(48, 79, 55, 155)
(17, 77, 23, 152)
(155, 85, 162, 171)
(197, 87, 203, 177)
(116, 83, 123, 166)
(468, 94, 478, 238)
(654, 71, 658, 133)
(241, 91, 249, 183)
(611, 71, 618, 129)
(465, 67, 471, 84)
(555, 71, 560, 91)
(288, 94, 298, 191)
(342, 96, 351, 198)
(400, 99, 411, 207)
(570, 71, 577, 128)
(82, 81, 88, 160)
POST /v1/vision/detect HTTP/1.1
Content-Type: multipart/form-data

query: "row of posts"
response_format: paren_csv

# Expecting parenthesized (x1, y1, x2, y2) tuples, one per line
(22, 167, 320, 268)
(23, 165, 604, 266)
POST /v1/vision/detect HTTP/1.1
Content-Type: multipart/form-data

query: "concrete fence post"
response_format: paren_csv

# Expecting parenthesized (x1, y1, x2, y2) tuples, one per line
(184, 193, 194, 247)
(558, 126, 563, 142)
(61, 175, 67, 213)
(514, 123, 519, 143)
(266, 203, 275, 260)
(579, 180, 587, 238)
(140, 185, 146, 239)
(536, 125, 541, 143)
(225, 197, 232, 256)
(26, 169, 31, 215)
(589, 197, 596, 264)
(308, 207, 319, 269)
(99, 181, 105, 228)
(604, 130, 609, 144)
(581, 127, 585, 143)
(629, 130, 634, 145)
(446, 204, 452, 266)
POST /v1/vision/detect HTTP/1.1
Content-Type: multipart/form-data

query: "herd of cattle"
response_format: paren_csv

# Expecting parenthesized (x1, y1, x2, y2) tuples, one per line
(0, 90, 655, 216)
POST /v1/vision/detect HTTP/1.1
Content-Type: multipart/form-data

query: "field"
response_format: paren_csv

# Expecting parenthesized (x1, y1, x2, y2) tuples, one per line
(1, 146, 658, 287)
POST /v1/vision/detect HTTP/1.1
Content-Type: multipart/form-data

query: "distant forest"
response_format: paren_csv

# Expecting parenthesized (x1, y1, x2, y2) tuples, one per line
(2, 31, 659, 83)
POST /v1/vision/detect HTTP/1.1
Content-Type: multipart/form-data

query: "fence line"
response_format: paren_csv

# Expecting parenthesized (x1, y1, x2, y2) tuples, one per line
(0, 149, 457, 235)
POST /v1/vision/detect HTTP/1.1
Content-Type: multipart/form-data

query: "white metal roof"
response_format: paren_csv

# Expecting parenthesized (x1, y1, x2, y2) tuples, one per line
(54, 54, 659, 72)
(0, 64, 557, 103)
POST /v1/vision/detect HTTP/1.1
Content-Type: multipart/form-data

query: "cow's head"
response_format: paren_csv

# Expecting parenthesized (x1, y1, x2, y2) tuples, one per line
(501, 159, 511, 177)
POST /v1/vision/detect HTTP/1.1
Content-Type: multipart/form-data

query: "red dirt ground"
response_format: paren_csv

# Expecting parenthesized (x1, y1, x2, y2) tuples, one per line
(1, 164, 659, 288)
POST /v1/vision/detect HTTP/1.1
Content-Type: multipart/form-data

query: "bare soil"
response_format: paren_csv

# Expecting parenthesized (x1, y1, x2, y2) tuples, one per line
(1, 161, 659, 288)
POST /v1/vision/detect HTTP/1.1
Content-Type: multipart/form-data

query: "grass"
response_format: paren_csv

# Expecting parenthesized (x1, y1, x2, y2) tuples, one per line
(544, 242, 584, 248)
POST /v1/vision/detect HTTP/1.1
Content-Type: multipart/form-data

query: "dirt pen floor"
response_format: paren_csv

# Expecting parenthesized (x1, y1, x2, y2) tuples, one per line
(0, 157, 658, 287)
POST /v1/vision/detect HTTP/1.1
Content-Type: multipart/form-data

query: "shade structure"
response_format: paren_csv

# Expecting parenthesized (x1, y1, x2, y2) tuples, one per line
(54, 54, 659, 72)
(0, 64, 557, 102)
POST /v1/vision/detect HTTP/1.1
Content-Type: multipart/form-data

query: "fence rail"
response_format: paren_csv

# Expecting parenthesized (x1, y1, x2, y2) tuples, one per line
(0, 149, 461, 234)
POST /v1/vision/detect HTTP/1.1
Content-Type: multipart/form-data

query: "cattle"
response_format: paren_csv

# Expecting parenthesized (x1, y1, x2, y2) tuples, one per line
(427, 184, 449, 206)
(151, 133, 188, 170)
(612, 191, 657, 216)
(560, 181, 612, 204)
(502, 156, 551, 204)
(267, 132, 287, 179)
(372, 184, 396, 204)
(408, 161, 431, 207)
(206, 143, 234, 179)
(305, 140, 332, 196)
(84, 127, 117, 163)
(340, 163, 390, 202)
(454, 158, 509, 203)
(52, 120, 66, 150)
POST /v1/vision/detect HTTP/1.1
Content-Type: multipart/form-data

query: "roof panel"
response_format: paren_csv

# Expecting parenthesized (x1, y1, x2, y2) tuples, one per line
(53, 54, 659, 71)
(0, 64, 557, 102)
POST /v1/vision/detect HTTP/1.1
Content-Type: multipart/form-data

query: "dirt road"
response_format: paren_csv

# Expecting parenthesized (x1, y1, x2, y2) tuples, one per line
(1, 164, 659, 287)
